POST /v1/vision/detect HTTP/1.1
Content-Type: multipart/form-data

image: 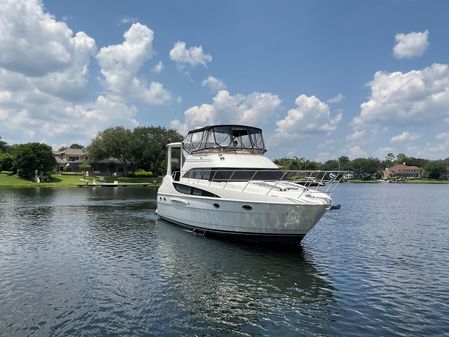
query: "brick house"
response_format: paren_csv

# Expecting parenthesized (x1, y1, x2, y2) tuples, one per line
(383, 164, 421, 180)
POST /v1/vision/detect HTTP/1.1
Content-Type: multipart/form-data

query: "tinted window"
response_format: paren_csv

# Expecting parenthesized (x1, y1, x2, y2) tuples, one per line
(183, 168, 283, 182)
(173, 183, 220, 198)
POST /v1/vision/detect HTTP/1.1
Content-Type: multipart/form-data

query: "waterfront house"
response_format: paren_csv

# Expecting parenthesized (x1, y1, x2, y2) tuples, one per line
(383, 164, 421, 180)
(54, 148, 88, 171)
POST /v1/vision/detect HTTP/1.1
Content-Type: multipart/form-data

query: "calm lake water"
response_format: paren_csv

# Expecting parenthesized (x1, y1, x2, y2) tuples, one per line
(0, 184, 448, 336)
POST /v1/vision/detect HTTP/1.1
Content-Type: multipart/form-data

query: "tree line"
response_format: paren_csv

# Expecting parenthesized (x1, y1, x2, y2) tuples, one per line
(88, 126, 183, 176)
(0, 126, 183, 179)
(274, 153, 449, 180)
(2, 128, 449, 180)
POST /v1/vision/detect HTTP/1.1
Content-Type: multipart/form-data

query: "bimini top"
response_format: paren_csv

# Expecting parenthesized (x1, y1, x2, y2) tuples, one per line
(183, 125, 266, 154)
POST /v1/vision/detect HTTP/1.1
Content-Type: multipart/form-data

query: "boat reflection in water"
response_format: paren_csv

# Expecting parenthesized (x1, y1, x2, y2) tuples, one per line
(156, 217, 337, 336)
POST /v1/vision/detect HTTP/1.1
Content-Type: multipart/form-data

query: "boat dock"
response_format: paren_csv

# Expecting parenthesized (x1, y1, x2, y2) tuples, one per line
(77, 182, 158, 187)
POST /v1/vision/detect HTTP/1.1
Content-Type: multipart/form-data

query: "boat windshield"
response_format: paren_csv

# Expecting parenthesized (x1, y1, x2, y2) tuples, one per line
(183, 125, 266, 154)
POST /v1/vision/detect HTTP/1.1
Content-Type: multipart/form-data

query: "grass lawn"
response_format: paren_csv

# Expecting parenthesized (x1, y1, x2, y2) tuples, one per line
(0, 173, 162, 188)
(407, 179, 449, 184)
(346, 179, 379, 183)
(0, 173, 96, 188)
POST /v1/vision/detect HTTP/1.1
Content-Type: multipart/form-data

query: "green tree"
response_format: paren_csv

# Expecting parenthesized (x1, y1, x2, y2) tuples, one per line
(69, 143, 84, 149)
(338, 156, 350, 170)
(424, 160, 448, 180)
(349, 157, 381, 179)
(79, 162, 91, 173)
(273, 156, 321, 170)
(88, 127, 135, 176)
(396, 153, 408, 165)
(321, 160, 339, 170)
(0, 153, 14, 171)
(132, 126, 183, 176)
(0, 137, 8, 153)
(384, 153, 395, 168)
(14, 143, 56, 181)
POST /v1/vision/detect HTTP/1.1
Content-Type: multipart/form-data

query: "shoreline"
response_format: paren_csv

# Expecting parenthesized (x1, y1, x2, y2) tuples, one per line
(347, 179, 449, 184)
(1, 173, 448, 188)
(0, 173, 160, 188)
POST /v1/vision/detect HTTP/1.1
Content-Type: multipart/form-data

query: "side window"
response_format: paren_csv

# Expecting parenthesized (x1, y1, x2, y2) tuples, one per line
(173, 183, 220, 198)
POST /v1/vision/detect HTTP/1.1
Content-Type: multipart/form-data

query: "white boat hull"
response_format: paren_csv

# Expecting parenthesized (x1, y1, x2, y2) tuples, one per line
(156, 192, 328, 244)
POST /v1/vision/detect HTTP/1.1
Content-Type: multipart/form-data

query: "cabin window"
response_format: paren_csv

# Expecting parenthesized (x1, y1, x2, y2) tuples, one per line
(183, 168, 284, 182)
(173, 183, 220, 198)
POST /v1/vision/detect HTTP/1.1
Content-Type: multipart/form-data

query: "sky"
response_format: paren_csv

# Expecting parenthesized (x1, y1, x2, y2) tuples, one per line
(0, 0, 449, 161)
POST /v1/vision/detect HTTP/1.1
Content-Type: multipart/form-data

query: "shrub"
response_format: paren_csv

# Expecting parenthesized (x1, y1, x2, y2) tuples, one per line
(0, 153, 14, 171)
(129, 169, 153, 177)
(60, 172, 84, 176)
(79, 162, 91, 172)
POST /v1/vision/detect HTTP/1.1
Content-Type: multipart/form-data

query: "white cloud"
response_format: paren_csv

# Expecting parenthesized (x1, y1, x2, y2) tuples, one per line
(0, 84, 138, 145)
(202, 76, 226, 92)
(327, 93, 345, 104)
(0, 0, 97, 102)
(375, 146, 395, 159)
(413, 132, 449, 158)
(346, 129, 366, 142)
(315, 152, 333, 163)
(318, 139, 335, 150)
(171, 104, 215, 135)
(97, 23, 171, 105)
(0, 0, 87, 77)
(393, 30, 429, 59)
(275, 95, 341, 139)
(152, 61, 164, 74)
(171, 90, 281, 134)
(33, 32, 96, 101)
(436, 132, 449, 141)
(416, 137, 449, 159)
(169, 41, 212, 70)
(120, 16, 138, 25)
(347, 145, 366, 159)
(390, 131, 420, 143)
(353, 64, 449, 128)
(0, 0, 140, 146)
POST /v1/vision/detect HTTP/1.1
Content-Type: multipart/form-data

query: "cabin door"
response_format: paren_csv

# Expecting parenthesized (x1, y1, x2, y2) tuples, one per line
(167, 144, 182, 181)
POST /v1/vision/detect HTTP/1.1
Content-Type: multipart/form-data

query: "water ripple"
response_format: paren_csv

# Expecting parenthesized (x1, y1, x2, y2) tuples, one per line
(0, 185, 448, 336)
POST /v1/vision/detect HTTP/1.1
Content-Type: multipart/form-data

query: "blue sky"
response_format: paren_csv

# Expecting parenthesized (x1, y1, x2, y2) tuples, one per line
(1, 0, 449, 160)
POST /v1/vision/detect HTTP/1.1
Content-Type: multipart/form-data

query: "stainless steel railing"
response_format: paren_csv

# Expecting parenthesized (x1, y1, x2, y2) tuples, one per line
(172, 169, 347, 198)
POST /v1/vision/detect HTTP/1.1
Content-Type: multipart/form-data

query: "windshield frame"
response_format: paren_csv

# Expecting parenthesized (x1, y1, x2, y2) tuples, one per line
(182, 125, 266, 154)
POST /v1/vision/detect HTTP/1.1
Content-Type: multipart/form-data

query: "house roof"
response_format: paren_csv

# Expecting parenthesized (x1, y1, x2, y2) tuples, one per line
(55, 157, 67, 164)
(64, 148, 86, 156)
(387, 164, 420, 173)
(53, 148, 86, 156)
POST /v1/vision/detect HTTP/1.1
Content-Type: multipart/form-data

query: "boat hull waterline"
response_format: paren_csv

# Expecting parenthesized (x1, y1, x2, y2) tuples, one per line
(157, 192, 328, 244)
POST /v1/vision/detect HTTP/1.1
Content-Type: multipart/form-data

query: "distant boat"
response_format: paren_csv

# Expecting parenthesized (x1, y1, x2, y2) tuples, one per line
(294, 177, 326, 187)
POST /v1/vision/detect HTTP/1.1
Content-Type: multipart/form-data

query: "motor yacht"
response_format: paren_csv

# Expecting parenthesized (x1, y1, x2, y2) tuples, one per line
(156, 125, 344, 244)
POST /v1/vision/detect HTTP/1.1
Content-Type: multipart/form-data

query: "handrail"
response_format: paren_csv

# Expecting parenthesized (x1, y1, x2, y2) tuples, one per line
(173, 169, 347, 198)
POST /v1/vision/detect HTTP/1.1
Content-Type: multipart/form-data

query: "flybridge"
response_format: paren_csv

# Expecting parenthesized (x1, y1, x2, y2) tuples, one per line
(182, 125, 266, 154)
